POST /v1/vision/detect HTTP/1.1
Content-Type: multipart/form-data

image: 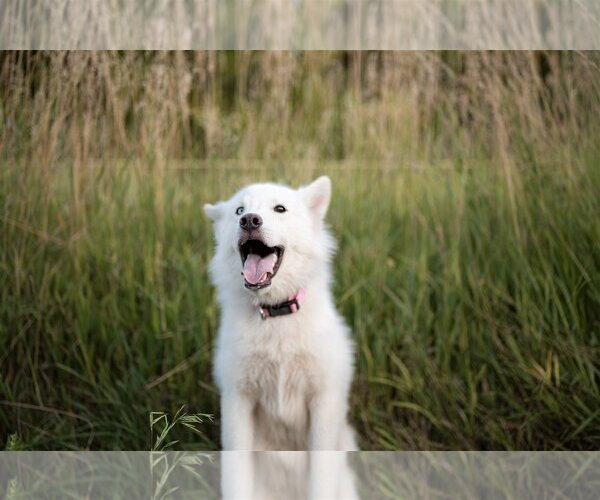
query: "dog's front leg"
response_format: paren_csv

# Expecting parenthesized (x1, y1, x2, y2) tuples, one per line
(221, 391, 254, 499)
(308, 392, 347, 499)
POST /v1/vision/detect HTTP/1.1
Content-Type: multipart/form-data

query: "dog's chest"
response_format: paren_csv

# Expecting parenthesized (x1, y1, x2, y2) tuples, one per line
(238, 350, 319, 428)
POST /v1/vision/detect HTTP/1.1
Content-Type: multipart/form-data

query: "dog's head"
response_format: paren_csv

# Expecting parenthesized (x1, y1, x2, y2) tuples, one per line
(204, 176, 334, 303)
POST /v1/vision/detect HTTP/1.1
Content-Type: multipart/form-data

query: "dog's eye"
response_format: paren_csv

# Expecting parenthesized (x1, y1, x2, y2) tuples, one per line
(235, 206, 244, 215)
(274, 205, 287, 213)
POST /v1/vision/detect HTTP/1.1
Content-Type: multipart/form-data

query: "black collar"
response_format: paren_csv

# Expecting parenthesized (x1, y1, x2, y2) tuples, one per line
(258, 289, 305, 320)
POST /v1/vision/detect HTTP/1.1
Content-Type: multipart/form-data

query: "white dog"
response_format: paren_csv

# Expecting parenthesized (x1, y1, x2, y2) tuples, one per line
(204, 176, 358, 498)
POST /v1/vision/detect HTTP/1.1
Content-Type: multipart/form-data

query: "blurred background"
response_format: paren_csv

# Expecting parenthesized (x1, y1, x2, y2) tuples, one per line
(0, 51, 599, 450)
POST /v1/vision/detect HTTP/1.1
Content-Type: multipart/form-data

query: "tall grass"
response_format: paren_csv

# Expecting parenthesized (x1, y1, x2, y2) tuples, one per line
(0, 51, 599, 450)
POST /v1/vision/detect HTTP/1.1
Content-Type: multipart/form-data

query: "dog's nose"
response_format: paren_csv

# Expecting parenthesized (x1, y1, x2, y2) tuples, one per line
(239, 213, 263, 231)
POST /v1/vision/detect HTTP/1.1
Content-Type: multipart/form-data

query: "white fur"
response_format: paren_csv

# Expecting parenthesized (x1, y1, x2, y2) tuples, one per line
(205, 176, 358, 498)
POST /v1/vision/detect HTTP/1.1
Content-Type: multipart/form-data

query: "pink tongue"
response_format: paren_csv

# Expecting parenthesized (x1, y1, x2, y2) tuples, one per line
(243, 253, 277, 285)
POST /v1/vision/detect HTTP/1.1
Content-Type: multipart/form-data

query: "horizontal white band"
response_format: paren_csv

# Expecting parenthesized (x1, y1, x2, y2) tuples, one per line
(1, 0, 599, 50)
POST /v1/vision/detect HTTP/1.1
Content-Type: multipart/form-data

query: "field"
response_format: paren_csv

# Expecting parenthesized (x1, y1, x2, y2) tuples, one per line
(1, 51, 599, 450)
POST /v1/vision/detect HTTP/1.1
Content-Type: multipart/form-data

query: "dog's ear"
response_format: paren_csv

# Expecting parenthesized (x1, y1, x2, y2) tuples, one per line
(300, 176, 331, 220)
(203, 202, 224, 221)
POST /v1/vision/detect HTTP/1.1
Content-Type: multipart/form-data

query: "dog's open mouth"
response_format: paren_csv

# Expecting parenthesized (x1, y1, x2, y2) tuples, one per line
(239, 238, 284, 290)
